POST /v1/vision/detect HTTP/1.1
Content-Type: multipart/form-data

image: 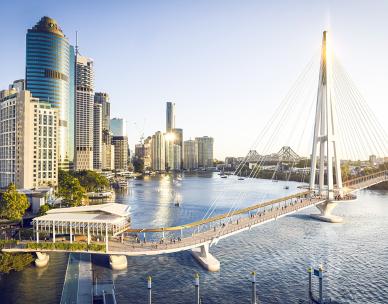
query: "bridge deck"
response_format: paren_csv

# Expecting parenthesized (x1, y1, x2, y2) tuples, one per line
(3, 171, 387, 256)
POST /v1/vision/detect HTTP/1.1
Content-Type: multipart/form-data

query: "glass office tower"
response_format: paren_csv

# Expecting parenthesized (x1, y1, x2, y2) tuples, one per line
(26, 16, 74, 170)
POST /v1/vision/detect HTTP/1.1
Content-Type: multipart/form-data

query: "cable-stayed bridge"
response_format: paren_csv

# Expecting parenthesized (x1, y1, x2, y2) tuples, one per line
(3, 31, 388, 271)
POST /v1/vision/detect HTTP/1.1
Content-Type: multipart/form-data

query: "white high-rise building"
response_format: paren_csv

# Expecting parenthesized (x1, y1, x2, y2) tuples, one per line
(151, 131, 165, 171)
(93, 103, 102, 170)
(75, 54, 94, 170)
(183, 140, 198, 170)
(0, 88, 58, 188)
(196, 136, 214, 168)
(166, 137, 181, 171)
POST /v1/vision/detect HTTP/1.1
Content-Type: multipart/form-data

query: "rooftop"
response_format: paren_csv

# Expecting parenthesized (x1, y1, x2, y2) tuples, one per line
(34, 203, 131, 224)
(28, 16, 65, 38)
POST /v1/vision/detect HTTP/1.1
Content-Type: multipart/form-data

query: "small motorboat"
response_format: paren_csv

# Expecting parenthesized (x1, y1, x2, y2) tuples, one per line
(238, 177, 245, 181)
(220, 175, 227, 178)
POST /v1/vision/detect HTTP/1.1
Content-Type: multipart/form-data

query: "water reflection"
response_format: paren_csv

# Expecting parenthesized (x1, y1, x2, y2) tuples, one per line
(0, 173, 387, 304)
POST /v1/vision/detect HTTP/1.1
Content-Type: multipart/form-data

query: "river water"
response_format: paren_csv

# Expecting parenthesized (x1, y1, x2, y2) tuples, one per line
(0, 173, 387, 303)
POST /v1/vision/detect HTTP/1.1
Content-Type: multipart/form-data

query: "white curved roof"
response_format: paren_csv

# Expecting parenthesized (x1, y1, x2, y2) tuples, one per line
(46, 203, 130, 217)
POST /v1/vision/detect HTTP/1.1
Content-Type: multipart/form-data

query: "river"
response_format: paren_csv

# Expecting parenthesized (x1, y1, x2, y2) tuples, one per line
(0, 173, 387, 303)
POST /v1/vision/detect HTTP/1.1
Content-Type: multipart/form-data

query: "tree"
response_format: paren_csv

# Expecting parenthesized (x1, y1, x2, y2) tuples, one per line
(58, 170, 86, 207)
(38, 204, 51, 216)
(341, 163, 351, 181)
(0, 252, 34, 273)
(133, 157, 144, 173)
(0, 183, 29, 221)
(72, 170, 110, 192)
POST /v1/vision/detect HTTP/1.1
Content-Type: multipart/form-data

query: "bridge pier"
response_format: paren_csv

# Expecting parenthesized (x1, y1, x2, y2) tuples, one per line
(35, 252, 49, 267)
(109, 255, 127, 270)
(191, 243, 220, 272)
(311, 200, 343, 223)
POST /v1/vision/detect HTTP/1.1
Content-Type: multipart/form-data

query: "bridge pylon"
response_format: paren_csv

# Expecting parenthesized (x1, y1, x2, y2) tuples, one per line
(309, 31, 343, 223)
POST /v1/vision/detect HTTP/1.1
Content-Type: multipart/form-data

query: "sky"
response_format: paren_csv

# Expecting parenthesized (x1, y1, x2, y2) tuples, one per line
(1, 0, 388, 159)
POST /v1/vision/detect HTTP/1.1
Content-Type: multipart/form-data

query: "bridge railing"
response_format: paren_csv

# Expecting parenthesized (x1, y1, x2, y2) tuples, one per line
(343, 170, 387, 188)
(126, 190, 312, 235)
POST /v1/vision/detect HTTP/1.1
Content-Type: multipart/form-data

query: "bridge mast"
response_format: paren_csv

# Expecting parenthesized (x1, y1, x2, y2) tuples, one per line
(309, 31, 343, 199)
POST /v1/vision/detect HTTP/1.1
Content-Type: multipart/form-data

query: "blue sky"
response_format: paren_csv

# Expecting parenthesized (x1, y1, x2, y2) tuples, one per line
(1, 0, 388, 159)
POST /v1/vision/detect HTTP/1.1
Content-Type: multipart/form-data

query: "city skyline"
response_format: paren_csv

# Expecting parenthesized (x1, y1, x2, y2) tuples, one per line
(1, 1, 388, 159)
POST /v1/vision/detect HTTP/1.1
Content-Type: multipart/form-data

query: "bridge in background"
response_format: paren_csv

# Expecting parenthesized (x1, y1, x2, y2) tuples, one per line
(3, 31, 388, 271)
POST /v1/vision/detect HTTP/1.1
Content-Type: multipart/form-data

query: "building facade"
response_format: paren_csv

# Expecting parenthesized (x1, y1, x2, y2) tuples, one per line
(94, 92, 110, 132)
(26, 16, 74, 170)
(75, 54, 94, 170)
(111, 118, 126, 137)
(151, 131, 165, 171)
(93, 103, 102, 170)
(112, 136, 128, 171)
(0, 88, 58, 189)
(183, 139, 198, 170)
(196, 136, 214, 168)
(101, 129, 114, 170)
(166, 102, 175, 132)
(143, 136, 152, 170)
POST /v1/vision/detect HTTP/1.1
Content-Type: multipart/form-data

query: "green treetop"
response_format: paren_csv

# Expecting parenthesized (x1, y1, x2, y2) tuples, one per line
(58, 170, 86, 207)
(0, 183, 29, 221)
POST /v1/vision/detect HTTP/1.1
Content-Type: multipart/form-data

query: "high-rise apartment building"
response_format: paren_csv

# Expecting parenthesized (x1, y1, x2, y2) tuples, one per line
(183, 139, 198, 170)
(93, 103, 102, 170)
(0, 87, 58, 189)
(102, 129, 114, 170)
(151, 131, 165, 171)
(75, 54, 94, 170)
(94, 93, 110, 132)
(196, 136, 214, 168)
(95, 93, 113, 171)
(172, 128, 183, 168)
(112, 136, 128, 171)
(166, 102, 175, 132)
(26, 16, 75, 170)
(110, 118, 128, 171)
(143, 136, 152, 170)
(134, 136, 152, 171)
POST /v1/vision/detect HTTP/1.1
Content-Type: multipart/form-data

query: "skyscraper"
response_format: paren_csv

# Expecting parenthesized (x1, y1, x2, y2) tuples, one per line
(0, 86, 59, 189)
(172, 128, 183, 168)
(183, 140, 198, 170)
(94, 92, 110, 132)
(151, 131, 165, 171)
(26, 16, 74, 170)
(110, 118, 128, 171)
(93, 103, 102, 170)
(102, 129, 114, 170)
(95, 92, 114, 170)
(166, 102, 175, 132)
(112, 136, 128, 171)
(196, 136, 214, 168)
(75, 54, 94, 170)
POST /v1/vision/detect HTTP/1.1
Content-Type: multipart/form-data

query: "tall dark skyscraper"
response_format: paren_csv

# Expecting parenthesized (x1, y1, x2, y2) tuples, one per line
(166, 102, 176, 132)
(26, 16, 75, 169)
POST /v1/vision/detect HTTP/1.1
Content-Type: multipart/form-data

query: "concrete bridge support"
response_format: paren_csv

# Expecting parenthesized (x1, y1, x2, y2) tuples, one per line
(191, 243, 220, 272)
(109, 255, 128, 270)
(35, 252, 49, 267)
(311, 200, 343, 223)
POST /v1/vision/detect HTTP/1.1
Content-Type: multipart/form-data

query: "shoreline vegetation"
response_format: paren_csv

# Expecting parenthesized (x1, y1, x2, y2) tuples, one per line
(0, 240, 33, 273)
